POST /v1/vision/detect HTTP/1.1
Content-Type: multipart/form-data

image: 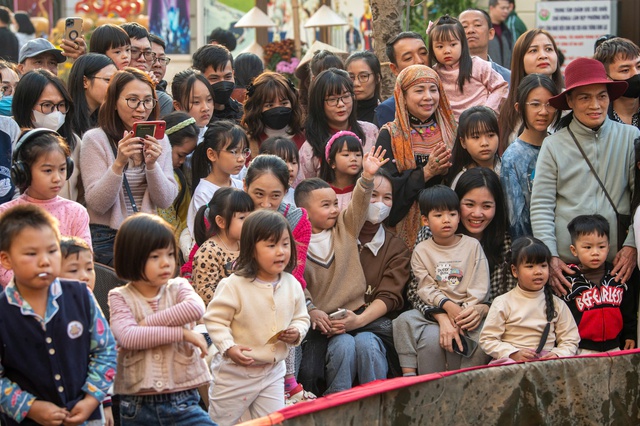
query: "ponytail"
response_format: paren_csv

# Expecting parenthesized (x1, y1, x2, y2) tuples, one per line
(540, 284, 556, 351)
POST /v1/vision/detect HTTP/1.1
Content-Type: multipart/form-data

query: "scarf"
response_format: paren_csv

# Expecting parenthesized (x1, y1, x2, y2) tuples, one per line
(383, 65, 457, 248)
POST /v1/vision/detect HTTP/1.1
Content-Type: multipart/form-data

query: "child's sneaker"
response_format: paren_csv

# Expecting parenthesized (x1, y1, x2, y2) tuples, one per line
(285, 384, 316, 405)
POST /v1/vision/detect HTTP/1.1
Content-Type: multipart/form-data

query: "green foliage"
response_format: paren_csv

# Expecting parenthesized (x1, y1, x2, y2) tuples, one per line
(407, 0, 477, 36)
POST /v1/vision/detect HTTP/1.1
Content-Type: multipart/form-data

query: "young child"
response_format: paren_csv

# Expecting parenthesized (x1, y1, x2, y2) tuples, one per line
(192, 187, 254, 304)
(295, 146, 388, 395)
(0, 204, 116, 426)
(393, 185, 490, 375)
(59, 236, 116, 426)
(187, 120, 248, 237)
(157, 112, 199, 238)
(299, 68, 378, 180)
(89, 23, 132, 69)
(320, 131, 365, 211)
(479, 236, 580, 362)
(171, 70, 215, 133)
(204, 210, 310, 426)
(60, 237, 96, 291)
(243, 154, 313, 404)
(501, 74, 560, 240)
(108, 213, 214, 426)
(0, 129, 91, 287)
(427, 15, 508, 120)
(446, 106, 501, 188)
(259, 136, 301, 204)
(563, 215, 636, 353)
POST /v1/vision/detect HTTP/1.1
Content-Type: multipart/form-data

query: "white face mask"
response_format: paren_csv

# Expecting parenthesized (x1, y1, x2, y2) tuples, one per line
(33, 110, 65, 131)
(366, 201, 391, 224)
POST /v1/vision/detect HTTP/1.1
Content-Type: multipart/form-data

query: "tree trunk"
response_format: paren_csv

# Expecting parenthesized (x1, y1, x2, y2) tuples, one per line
(370, 0, 403, 99)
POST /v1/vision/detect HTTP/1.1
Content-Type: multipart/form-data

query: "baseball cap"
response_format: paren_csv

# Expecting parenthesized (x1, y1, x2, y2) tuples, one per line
(19, 38, 66, 64)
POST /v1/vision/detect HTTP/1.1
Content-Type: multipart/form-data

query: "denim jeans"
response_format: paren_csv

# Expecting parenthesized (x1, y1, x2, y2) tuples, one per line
(119, 389, 217, 426)
(89, 224, 117, 267)
(299, 316, 397, 396)
(325, 331, 388, 394)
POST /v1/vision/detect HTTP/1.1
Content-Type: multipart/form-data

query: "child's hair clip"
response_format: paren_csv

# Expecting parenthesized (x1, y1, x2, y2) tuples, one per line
(426, 20, 435, 35)
(325, 130, 362, 161)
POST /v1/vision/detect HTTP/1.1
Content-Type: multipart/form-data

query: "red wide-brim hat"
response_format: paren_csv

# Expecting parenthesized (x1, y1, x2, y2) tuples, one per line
(548, 57, 628, 110)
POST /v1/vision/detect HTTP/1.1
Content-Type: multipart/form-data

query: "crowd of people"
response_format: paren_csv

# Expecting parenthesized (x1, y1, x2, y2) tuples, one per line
(1, 1, 640, 425)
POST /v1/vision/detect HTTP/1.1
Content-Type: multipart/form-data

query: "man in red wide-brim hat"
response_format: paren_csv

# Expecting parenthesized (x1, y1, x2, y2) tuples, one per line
(530, 57, 640, 296)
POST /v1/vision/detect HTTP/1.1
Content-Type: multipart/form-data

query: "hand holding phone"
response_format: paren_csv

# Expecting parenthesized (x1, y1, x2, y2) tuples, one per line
(452, 333, 478, 358)
(132, 120, 166, 140)
(64, 17, 83, 41)
(329, 308, 347, 320)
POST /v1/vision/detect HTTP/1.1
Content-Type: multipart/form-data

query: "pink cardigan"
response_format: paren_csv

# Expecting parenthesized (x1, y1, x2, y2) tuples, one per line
(434, 56, 508, 120)
(80, 128, 178, 229)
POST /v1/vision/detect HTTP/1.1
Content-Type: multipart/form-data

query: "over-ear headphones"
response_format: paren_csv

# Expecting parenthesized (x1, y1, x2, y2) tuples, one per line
(11, 128, 74, 189)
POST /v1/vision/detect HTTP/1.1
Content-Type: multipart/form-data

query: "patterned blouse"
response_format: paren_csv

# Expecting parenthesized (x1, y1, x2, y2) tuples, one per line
(192, 238, 239, 305)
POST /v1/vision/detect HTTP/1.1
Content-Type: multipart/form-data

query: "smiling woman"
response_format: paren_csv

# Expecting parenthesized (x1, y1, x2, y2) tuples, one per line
(375, 64, 457, 248)
(399, 167, 516, 374)
(498, 29, 564, 151)
(80, 67, 177, 266)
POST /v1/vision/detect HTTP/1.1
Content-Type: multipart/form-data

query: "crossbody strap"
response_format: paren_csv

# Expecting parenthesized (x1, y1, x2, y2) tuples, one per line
(567, 127, 619, 215)
(109, 142, 139, 213)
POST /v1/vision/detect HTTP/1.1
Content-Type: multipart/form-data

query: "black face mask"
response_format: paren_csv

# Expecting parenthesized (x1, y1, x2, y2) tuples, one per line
(622, 74, 640, 99)
(261, 107, 292, 130)
(211, 81, 235, 105)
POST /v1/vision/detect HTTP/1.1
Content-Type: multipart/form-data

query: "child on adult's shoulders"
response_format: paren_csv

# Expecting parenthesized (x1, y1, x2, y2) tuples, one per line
(563, 214, 636, 354)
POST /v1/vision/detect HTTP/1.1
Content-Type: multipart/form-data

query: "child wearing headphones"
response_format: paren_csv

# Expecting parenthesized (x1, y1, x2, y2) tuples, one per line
(0, 129, 91, 287)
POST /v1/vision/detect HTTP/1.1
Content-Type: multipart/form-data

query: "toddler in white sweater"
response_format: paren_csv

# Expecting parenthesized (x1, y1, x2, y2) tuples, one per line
(204, 210, 310, 426)
(480, 237, 580, 362)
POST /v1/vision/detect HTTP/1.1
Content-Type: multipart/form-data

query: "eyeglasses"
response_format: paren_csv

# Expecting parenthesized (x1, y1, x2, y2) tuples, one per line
(123, 97, 157, 110)
(153, 56, 171, 65)
(324, 93, 354, 107)
(37, 101, 69, 114)
(525, 101, 557, 113)
(92, 76, 112, 83)
(349, 72, 373, 83)
(130, 48, 156, 62)
(225, 147, 251, 159)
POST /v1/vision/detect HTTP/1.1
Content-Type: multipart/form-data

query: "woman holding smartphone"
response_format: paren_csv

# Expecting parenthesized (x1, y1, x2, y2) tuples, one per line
(80, 67, 177, 266)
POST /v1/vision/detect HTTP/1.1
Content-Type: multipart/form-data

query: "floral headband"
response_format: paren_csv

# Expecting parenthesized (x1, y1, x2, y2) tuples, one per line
(166, 117, 196, 135)
(325, 130, 363, 161)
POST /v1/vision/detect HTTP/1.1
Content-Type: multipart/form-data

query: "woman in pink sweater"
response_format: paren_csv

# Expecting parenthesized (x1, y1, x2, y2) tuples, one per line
(427, 15, 508, 120)
(80, 68, 177, 266)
